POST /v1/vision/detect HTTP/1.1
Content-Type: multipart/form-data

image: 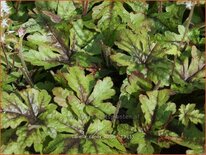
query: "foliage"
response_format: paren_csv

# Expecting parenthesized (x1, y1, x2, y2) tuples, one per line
(1, 0, 205, 154)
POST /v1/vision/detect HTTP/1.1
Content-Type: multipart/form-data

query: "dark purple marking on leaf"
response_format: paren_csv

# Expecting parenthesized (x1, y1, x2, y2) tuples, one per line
(42, 11, 62, 23)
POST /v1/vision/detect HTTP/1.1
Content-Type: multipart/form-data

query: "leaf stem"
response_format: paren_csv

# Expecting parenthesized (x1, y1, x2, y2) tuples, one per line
(17, 38, 34, 87)
(112, 100, 121, 128)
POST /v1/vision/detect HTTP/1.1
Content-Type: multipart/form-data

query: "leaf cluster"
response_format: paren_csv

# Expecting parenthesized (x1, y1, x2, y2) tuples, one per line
(1, 1, 205, 154)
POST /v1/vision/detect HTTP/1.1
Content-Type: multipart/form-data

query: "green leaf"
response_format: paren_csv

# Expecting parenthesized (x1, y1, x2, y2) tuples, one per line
(165, 45, 181, 56)
(89, 77, 115, 104)
(57, 1, 77, 20)
(137, 141, 154, 154)
(1, 88, 57, 153)
(131, 131, 154, 154)
(2, 88, 51, 128)
(125, 1, 148, 13)
(64, 66, 95, 101)
(102, 137, 126, 152)
(21, 18, 43, 34)
(152, 4, 185, 31)
(179, 103, 204, 126)
(52, 87, 70, 107)
(87, 119, 112, 136)
(125, 71, 152, 96)
(92, 1, 129, 29)
(110, 53, 133, 67)
(83, 139, 116, 154)
(130, 132, 145, 144)
(92, 1, 128, 45)
(62, 66, 116, 118)
(36, 1, 77, 20)
(154, 102, 176, 128)
(43, 134, 72, 154)
(172, 46, 205, 93)
(114, 29, 149, 56)
(85, 105, 105, 119)
(24, 48, 61, 69)
(1, 142, 29, 154)
(48, 107, 87, 134)
(117, 124, 135, 137)
(139, 91, 157, 124)
(70, 19, 97, 48)
(16, 126, 48, 153)
(139, 89, 172, 124)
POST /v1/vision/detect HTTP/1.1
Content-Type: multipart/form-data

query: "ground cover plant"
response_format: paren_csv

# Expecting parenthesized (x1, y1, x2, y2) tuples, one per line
(0, 0, 205, 154)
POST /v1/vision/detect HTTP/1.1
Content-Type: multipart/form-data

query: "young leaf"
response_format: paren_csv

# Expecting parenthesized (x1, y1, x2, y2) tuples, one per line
(179, 103, 204, 126)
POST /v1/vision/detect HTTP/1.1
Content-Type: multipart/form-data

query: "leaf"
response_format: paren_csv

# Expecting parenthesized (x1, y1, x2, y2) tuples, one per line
(16, 126, 48, 153)
(130, 132, 145, 144)
(1, 142, 29, 154)
(70, 19, 97, 48)
(102, 137, 126, 152)
(48, 107, 88, 134)
(112, 28, 173, 85)
(82, 139, 116, 154)
(114, 29, 149, 56)
(92, 1, 129, 30)
(117, 124, 135, 137)
(1, 128, 16, 145)
(2, 88, 51, 128)
(64, 66, 95, 102)
(147, 58, 172, 85)
(125, 1, 148, 13)
(152, 4, 185, 31)
(154, 102, 176, 128)
(130, 132, 154, 154)
(179, 103, 204, 126)
(43, 134, 72, 154)
(1, 67, 22, 91)
(172, 46, 205, 93)
(164, 45, 181, 56)
(139, 89, 172, 125)
(24, 48, 61, 69)
(36, 1, 77, 21)
(1, 88, 58, 153)
(21, 15, 71, 69)
(137, 141, 154, 154)
(124, 71, 153, 96)
(62, 66, 116, 118)
(42, 11, 62, 23)
(89, 77, 115, 104)
(110, 53, 132, 67)
(57, 1, 77, 20)
(87, 119, 112, 136)
(92, 1, 129, 45)
(52, 87, 70, 107)
(21, 18, 43, 34)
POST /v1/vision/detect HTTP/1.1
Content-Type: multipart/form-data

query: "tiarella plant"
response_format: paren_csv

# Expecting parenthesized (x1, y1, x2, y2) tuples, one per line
(1, 0, 205, 154)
